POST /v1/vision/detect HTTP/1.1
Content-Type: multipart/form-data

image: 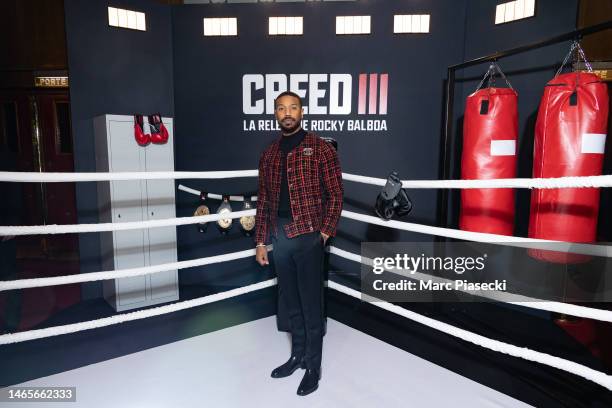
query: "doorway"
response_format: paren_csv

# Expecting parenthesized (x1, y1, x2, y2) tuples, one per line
(0, 89, 81, 331)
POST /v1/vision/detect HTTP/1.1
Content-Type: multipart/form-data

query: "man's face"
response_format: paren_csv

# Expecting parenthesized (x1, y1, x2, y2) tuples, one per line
(275, 95, 303, 132)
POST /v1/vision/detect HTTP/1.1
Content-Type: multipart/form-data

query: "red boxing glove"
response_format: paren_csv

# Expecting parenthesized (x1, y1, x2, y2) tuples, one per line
(148, 113, 169, 144)
(134, 114, 151, 146)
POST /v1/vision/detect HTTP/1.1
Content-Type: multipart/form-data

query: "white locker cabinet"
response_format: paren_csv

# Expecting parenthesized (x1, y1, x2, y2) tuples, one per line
(94, 114, 179, 312)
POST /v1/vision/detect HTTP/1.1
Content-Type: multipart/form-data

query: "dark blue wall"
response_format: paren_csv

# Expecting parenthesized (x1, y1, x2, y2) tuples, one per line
(64, 0, 175, 299)
(172, 0, 468, 284)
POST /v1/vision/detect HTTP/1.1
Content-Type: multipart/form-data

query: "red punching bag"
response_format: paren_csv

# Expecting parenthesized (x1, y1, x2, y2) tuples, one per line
(528, 42, 609, 263)
(460, 63, 518, 235)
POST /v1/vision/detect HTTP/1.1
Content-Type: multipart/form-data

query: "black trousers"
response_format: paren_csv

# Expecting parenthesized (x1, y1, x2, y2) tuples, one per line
(272, 217, 325, 369)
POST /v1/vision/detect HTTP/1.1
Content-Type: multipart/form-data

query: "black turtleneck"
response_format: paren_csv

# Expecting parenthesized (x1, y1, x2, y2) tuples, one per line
(277, 128, 307, 218)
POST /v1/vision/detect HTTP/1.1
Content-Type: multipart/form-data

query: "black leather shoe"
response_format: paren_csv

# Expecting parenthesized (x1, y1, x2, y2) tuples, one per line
(270, 355, 305, 378)
(297, 368, 320, 396)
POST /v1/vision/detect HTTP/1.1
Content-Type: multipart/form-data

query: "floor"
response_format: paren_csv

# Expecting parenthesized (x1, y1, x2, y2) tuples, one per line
(3, 316, 532, 408)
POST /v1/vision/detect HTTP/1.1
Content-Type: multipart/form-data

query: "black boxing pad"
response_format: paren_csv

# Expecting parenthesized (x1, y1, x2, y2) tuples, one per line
(395, 188, 413, 217)
(374, 171, 401, 220)
(374, 171, 413, 220)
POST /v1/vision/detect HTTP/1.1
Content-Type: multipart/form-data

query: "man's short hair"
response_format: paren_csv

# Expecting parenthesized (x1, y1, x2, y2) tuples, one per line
(274, 91, 303, 108)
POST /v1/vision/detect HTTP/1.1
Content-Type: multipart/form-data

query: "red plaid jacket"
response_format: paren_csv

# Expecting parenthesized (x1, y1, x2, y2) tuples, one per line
(255, 132, 343, 245)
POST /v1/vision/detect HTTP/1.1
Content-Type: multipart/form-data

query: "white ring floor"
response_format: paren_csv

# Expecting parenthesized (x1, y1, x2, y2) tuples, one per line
(5, 316, 532, 407)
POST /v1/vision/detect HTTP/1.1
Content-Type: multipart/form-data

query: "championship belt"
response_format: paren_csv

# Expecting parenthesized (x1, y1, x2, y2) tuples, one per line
(195, 192, 210, 233)
(216, 195, 233, 234)
(239, 197, 256, 237)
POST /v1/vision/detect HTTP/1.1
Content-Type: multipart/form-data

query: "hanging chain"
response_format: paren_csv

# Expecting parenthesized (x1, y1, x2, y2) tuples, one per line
(488, 63, 496, 89)
(475, 63, 493, 91)
(575, 43, 593, 72)
(475, 62, 514, 92)
(555, 40, 593, 77)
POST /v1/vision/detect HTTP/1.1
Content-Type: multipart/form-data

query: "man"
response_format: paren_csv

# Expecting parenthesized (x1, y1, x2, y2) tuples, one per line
(254, 91, 343, 396)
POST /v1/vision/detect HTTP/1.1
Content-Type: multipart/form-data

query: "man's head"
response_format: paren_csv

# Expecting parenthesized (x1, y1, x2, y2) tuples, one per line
(274, 91, 303, 134)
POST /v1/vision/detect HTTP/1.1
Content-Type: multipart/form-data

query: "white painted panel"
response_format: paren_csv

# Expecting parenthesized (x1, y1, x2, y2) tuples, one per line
(286, 17, 295, 35)
(220, 18, 229, 36)
(411, 15, 420, 33)
(294, 17, 303, 35)
(362, 16, 371, 34)
(495, 4, 506, 24)
(148, 223, 178, 300)
(404, 15, 411, 33)
(336, 16, 345, 35)
(228, 18, 237, 35)
(515, 0, 525, 19)
(420, 15, 430, 33)
(353, 15, 362, 34)
(127, 10, 137, 30)
(118, 8, 128, 28)
(581, 133, 606, 154)
(345, 16, 354, 34)
(108, 119, 147, 307)
(278, 17, 286, 34)
(108, 7, 119, 27)
(143, 118, 177, 300)
(393, 15, 401, 33)
(505, 1, 515, 22)
(136, 12, 146, 31)
(269, 17, 277, 35)
(490, 139, 516, 156)
(114, 230, 147, 306)
(525, 0, 536, 17)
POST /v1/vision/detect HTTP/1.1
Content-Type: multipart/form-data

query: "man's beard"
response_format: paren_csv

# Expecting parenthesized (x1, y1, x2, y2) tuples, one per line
(279, 118, 301, 134)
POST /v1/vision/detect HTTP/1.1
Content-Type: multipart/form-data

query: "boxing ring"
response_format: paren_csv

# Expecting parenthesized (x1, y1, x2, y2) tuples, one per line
(1, 168, 612, 406)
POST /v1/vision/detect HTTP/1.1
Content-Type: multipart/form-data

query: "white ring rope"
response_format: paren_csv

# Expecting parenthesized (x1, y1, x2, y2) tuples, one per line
(329, 281, 612, 391)
(341, 210, 612, 258)
(178, 184, 257, 202)
(0, 170, 258, 183)
(329, 246, 612, 323)
(343, 172, 612, 189)
(3, 241, 610, 323)
(2, 169, 612, 189)
(1, 267, 610, 390)
(0, 278, 277, 345)
(0, 210, 255, 236)
(2, 208, 611, 259)
(0, 246, 272, 292)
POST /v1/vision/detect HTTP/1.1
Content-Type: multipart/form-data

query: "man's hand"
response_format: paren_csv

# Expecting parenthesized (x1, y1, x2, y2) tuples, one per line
(320, 232, 329, 245)
(256, 245, 269, 266)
